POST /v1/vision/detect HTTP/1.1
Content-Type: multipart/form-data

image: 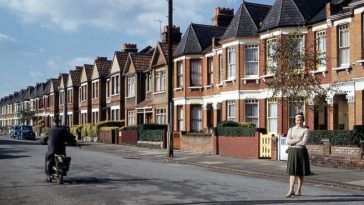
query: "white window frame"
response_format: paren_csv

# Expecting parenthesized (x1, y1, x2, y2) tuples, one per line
(177, 106, 184, 131)
(227, 100, 236, 121)
(245, 100, 259, 127)
(177, 61, 183, 88)
(106, 79, 110, 98)
(145, 73, 152, 93)
(67, 88, 73, 104)
(227, 47, 236, 80)
(92, 81, 99, 99)
(315, 30, 326, 69)
(111, 74, 119, 96)
(190, 105, 202, 132)
(266, 38, 277, 74)
(128, 111, 135, 125)
(218, 54, 223, 84)
(127, 76, 135, 97)
(155, 69, 166, 93)
(190, 59, 202, 86)
(338, 24, 350, 66)
(245, 45, 259, 77)
(156, 108, 167, 124)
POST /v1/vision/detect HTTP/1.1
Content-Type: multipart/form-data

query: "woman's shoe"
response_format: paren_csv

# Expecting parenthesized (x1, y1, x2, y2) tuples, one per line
(295, 191, 301, 196)
(285, 191, 295, 198)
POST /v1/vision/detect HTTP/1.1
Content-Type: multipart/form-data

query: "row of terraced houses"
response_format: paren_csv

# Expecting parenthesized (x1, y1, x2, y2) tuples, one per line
(2, 0, 364, 145)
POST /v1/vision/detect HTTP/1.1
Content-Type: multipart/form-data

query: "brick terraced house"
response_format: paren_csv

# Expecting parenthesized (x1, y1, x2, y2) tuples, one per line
(66, 67, 83, 127)
(79, 64, 94, 125)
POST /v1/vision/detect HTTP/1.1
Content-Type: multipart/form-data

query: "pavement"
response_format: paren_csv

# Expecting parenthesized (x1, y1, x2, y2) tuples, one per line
(79, 141, 364, 192)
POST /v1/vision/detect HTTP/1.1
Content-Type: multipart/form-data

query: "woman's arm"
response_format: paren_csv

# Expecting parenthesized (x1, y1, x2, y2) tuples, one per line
(286, 128, 302, 145)
(296, 129, 309, 146)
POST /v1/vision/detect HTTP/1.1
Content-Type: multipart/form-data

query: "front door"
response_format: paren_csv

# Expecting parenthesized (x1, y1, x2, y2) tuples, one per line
(260, 99, 277, 158)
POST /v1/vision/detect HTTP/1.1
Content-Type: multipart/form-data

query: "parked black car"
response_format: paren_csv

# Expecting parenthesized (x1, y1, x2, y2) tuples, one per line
(10, 125, 20, 138)
(16, 125, 36, 140)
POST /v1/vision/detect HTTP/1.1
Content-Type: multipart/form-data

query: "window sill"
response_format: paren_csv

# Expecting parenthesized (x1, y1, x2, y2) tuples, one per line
(204, 85, 213, 90)
(223, 79, 236, 85)
(260, 74, 274, 82)
(357, 59, 364, 66)
(333, 64, 351, 74)
(188, 86, 203, 91)
(241, 77, 259, 84)
(309, 69, 327, 77)
(174, 87, 183, 91)
(125, 96, 135, 99)
(153, 91, 166, 95)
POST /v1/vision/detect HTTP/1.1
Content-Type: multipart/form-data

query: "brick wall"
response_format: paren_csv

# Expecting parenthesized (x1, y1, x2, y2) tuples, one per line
(216, 132, 260, 159)
(180, 134, 213, 154)
(331, 146, 362, 159)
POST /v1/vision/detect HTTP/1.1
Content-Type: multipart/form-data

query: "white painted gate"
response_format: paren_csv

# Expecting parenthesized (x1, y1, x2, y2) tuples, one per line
(277, 136, 288, 161)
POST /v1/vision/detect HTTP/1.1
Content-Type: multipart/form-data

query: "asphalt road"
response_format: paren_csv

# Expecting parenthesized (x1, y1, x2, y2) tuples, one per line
(0, 134, 363, 205)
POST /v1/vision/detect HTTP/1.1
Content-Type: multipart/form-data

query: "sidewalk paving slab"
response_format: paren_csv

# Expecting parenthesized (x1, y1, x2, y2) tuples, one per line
(80, 142, 364, 192)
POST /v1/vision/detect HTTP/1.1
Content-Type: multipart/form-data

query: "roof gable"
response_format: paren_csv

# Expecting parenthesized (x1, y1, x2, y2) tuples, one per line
(260, 0, 326, 32)
(80, 64, 93, 83)
(59, 74, 68, 89)
(174, 24, 225, 57)
(124, 53, 152, 75)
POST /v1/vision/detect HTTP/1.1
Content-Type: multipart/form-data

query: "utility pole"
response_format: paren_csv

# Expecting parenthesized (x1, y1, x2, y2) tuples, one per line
(167, 0, 174, 157)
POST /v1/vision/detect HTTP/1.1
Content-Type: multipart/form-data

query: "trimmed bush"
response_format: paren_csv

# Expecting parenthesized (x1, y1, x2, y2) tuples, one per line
(99, 126, 120, 132)
(308, 130, 361, 146)
(119, 125, 140, 131)
(70, 125, 83, 137)
(139, 130, 165, 141)
(33, 125, 48, 136)
(138, 124, 167, 142)
(95, 120, 125, 134)
(214, 120, 257, 136)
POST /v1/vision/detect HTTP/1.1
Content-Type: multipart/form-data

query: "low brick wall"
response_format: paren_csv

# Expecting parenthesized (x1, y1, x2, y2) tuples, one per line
(306, 144, 364, 169)
(119, 130, 138, 145)
(216, 132, 260, 159)
(180, 134, 213, 154)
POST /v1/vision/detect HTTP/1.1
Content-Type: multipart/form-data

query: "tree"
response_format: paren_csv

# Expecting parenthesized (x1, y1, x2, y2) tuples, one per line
(264, 33, 336, 111)
(19, 106, 36, 125)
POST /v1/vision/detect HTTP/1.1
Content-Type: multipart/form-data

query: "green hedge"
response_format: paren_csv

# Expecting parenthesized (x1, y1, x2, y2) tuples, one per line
(95, 120, 125, 134)
(138, 124, 167, 142)
(99, 126, 120, 132)
(214, 120, 257, 136)
(308, 130, 361, 146)
(119, 125, 140, 131)
(139, 130, 165, 141)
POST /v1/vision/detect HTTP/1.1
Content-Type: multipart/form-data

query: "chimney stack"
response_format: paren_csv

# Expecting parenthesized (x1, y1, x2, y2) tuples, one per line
(212, 7, 234, 27)
(161, 25, 182, 44)
(122, 43, 138, 53)
(95, 56, 108, 62)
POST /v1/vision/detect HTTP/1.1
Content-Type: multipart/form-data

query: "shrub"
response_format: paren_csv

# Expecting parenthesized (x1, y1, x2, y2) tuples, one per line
(214, 120, 257, 136)
(139, 130, 165, 141)
(99, 126, 120, 132)
(95, 120, 125, 134)
(81, 124, 90, 138)
(308, 130, 361, 146)
(70, 125, 83, 137)
(119, 125, 140, 131)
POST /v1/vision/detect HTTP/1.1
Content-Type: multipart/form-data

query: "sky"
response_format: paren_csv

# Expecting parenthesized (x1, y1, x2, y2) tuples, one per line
(0, 0, 273, 98)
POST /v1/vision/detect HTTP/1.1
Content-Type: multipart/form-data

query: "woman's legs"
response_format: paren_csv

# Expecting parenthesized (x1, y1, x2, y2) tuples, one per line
(286, 175, 296, 197)
(296, 176, 303, 195)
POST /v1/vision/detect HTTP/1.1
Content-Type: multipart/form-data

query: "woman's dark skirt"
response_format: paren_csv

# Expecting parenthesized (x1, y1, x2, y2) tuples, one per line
(286, 147, 311, 176)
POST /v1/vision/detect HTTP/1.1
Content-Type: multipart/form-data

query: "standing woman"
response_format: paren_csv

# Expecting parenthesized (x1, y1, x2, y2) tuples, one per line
(285, 112, 311, 197)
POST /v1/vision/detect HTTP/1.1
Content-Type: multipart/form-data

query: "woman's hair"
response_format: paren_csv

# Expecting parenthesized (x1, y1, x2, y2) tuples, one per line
(295, 112, 304, 121)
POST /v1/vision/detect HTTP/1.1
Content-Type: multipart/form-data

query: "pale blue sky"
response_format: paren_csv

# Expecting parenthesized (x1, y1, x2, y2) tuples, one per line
(0, 0, 273, 98)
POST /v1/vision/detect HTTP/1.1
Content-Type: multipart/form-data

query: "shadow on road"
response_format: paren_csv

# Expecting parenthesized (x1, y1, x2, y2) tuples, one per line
(160, 197, 364, 205)
(0, 138, 40, 146)
(65, 177, 155, 185)
(0, 154, 31, 160)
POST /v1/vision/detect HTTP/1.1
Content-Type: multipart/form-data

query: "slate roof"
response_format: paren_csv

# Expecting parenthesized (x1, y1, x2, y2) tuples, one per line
(114, 51, 129, 74)
(69, 67, 83, 87)
(139, 46, 153, 54)
(221, 1, 271, 39)
(23, 86, 34, 101)
(59, 73, 68, 89)
(308, 5, 326, 24)
(84, 64, 94, 81)
(174, 23, 226, 57)
(260, 0, 326, 32)
(36, 83, 46, 98)
(127, 53, 153, 73)
(94, 57, 112, 79)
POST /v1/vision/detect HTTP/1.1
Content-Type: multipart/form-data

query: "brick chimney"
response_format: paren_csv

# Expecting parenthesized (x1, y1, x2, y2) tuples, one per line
(95, 56, 108, 62)
(161, 25, 182, 44)
(122, 43, 138, 53)
(75, 66, 83, 71)
(212, 7, 234, 27)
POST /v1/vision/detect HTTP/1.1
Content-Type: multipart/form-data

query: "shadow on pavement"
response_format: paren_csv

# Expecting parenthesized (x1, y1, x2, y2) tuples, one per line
(0, 138, 40, 146)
